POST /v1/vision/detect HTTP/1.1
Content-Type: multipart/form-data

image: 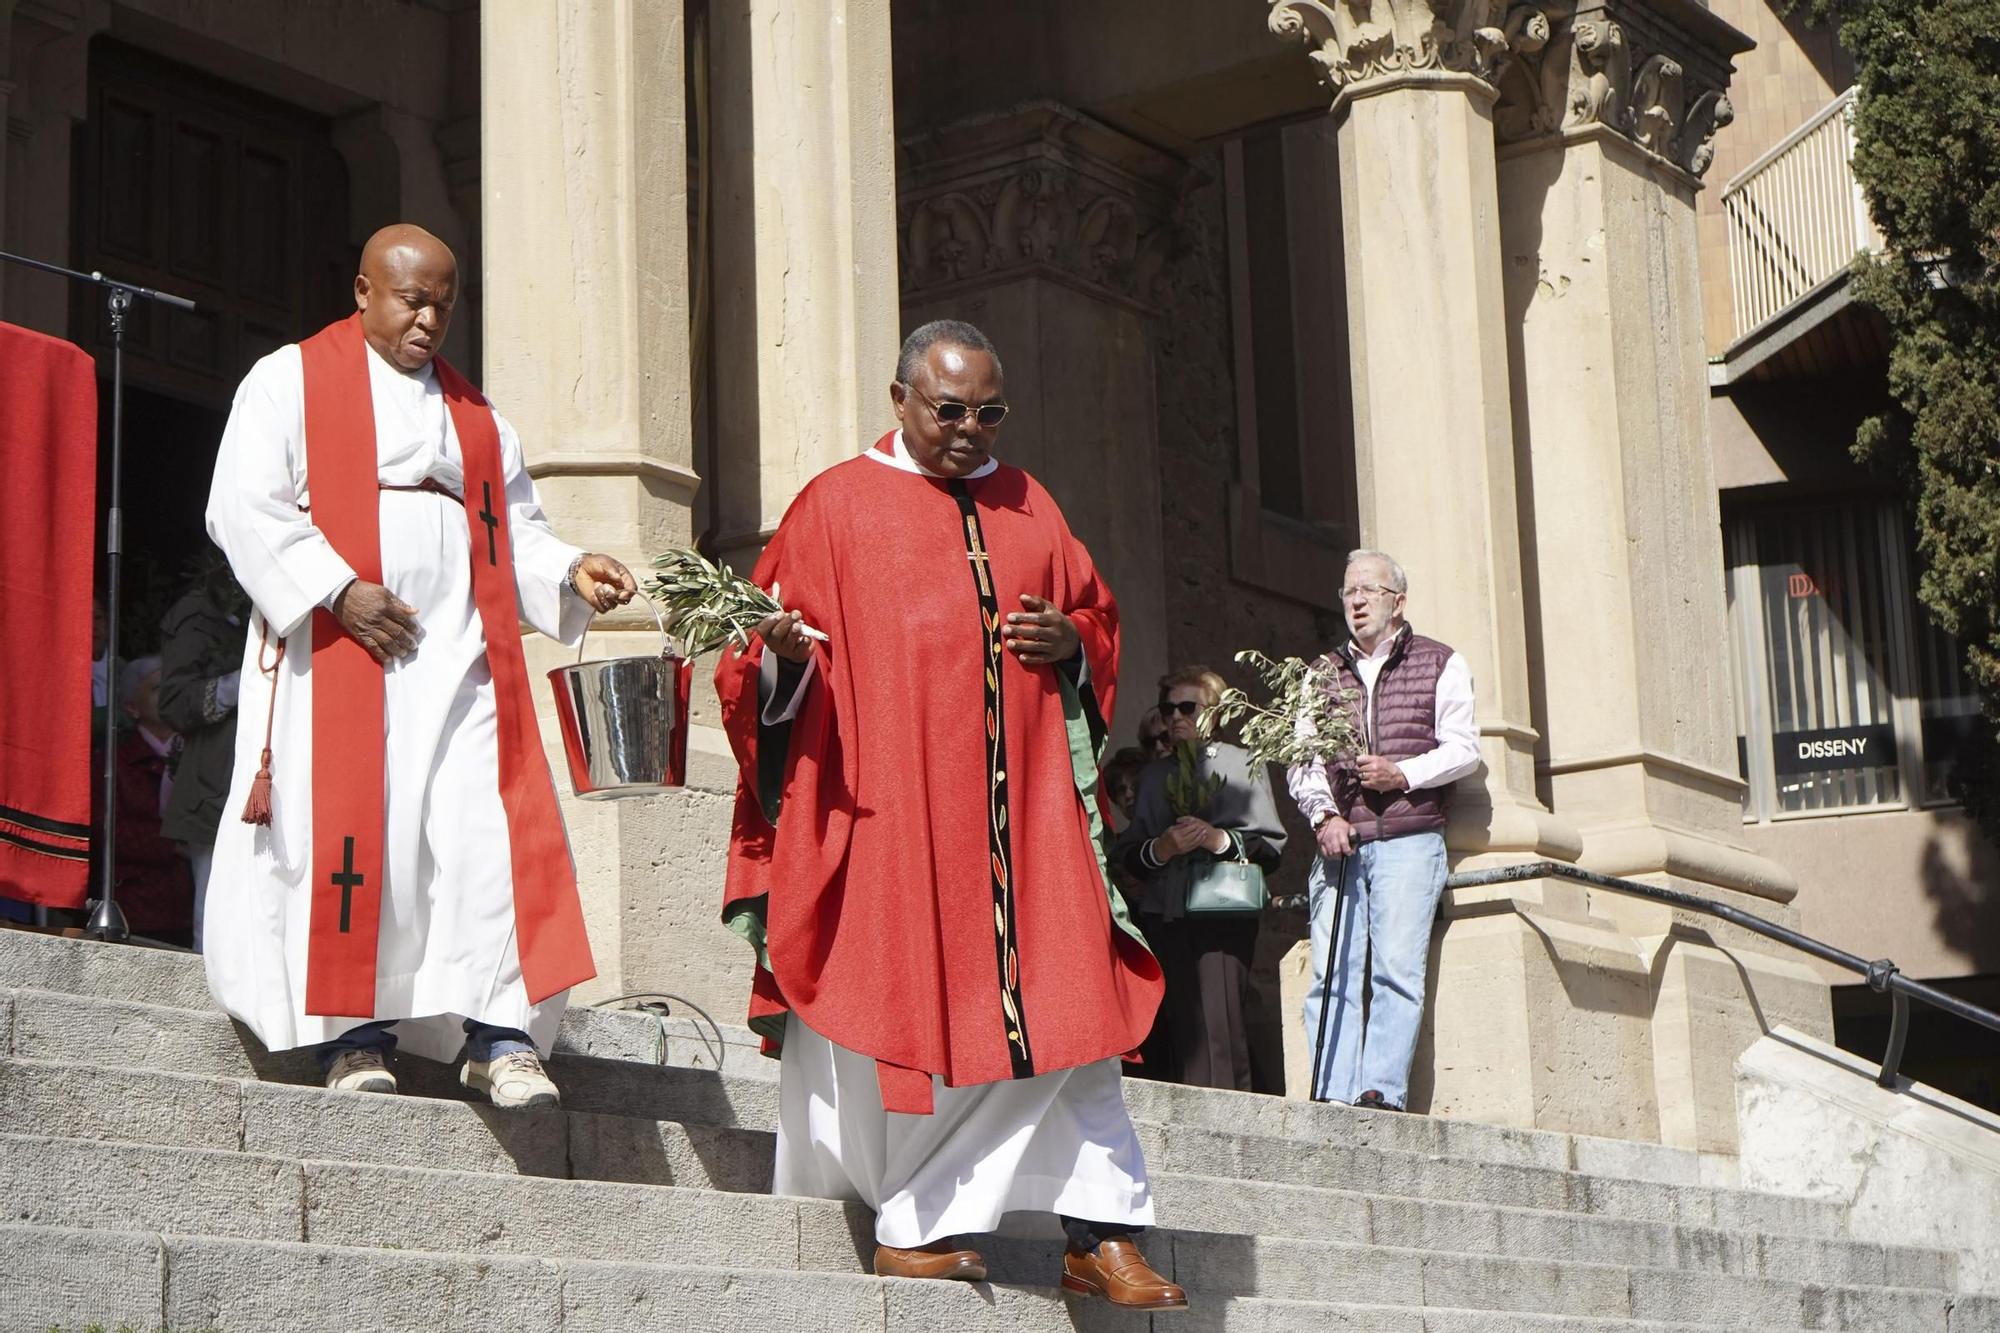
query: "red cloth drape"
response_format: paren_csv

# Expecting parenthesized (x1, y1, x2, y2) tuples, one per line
(0, 322, 98, 906)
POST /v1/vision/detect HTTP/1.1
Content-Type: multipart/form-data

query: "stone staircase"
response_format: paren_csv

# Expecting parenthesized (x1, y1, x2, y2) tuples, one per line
(0, 929, 1990, 1332)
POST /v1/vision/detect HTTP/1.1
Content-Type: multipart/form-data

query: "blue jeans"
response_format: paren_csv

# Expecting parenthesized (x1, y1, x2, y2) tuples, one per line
(311, 1019, 536, 1074)
(1301, 831, 1447, 1107)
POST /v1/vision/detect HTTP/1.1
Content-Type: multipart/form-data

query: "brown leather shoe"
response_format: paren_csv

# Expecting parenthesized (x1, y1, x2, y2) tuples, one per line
(873, 1240, 987, 1282)
(1060, 1238, 1188, 1310)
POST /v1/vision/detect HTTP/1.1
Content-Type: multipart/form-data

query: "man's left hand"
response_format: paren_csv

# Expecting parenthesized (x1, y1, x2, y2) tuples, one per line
(572, 553, 638, 614)
(1002, 594, 1079, 665)
(1357, 753, 1408, 793)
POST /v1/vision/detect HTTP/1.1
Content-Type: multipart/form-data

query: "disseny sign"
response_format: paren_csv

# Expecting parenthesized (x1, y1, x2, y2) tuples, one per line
(1771, 723, 1896, 776)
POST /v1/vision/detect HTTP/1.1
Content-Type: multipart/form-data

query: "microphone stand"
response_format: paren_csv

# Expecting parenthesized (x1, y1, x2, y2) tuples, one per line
(1, 249, 196, 942)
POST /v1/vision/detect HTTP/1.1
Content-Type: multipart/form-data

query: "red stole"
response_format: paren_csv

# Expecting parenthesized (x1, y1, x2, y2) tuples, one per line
(298, 313, 593, 1016)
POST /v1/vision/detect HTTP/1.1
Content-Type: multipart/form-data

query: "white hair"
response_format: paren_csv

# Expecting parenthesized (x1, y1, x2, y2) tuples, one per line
(119, 655, 162, 709)
(1345, 548, 1408, 594)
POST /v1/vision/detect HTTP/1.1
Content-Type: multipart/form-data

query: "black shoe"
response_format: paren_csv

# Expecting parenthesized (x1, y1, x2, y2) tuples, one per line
(1355, 1089, 1403, 1112)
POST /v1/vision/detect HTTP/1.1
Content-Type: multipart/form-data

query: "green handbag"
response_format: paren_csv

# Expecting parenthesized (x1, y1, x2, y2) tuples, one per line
(1184, 846, 1269, 915)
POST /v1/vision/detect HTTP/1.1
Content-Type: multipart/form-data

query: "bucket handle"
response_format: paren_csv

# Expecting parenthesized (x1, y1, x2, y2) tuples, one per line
(577, 590, 679, 664)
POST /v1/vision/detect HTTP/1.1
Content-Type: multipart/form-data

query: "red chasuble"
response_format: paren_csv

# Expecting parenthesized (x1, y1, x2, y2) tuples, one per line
(717, 433, 1162, 1113)
(297, 314, 593, 1016)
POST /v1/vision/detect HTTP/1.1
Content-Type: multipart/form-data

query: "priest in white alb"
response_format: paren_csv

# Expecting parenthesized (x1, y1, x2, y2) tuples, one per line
(717, 320, 1188, 1309)
(202, 223, 636, 1108)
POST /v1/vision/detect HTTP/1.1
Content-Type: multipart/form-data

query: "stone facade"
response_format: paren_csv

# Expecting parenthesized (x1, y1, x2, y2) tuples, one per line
(478, 0, 709, 1023)
(19, 0, 1963, 1149)
(1146, 144, 1339, 1091)
(896, 101, 1183, 708)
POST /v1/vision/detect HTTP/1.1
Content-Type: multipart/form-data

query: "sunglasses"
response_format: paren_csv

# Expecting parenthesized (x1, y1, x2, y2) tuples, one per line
(1158, 700, 1202, 717)
(1139, 731, 1169, 748)
(903, 383, 1009, 428)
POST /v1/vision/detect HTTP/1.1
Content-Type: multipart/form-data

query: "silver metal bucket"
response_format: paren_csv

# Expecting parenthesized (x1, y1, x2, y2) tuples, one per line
(546, 594, 691, 799)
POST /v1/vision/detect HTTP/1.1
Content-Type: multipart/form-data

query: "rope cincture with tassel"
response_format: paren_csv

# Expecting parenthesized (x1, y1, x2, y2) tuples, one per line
(239, 624, 285, 825)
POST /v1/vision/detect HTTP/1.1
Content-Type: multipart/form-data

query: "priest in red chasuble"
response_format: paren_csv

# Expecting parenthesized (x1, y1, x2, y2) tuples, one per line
(718, 320, 1186, 1309)
(202, 225, 635, 1109)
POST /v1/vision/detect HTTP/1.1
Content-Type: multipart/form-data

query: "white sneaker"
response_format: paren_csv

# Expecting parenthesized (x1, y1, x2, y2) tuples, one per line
(461, 1049, 560, 1109)
(325, 1047, 397, 1094)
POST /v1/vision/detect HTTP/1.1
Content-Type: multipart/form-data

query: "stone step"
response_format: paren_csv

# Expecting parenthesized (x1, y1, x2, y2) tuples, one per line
(7, 1040, 1952, 1288)
(1, 1057, 1955, 1307)
(0, 1142, 1958, 1330)
(1, 985, 1857, 1244)
(0, 981, 782, 1128)
(0, 1054, 773, 1194)
(0, 927, 1740, 1188)
(0, 1054, 1952, 1295)
(23, 1219, 1929, 1333)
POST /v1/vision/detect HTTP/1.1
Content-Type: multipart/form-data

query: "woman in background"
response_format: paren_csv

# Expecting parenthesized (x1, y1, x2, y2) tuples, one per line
(1113, 666, 1286, 1091)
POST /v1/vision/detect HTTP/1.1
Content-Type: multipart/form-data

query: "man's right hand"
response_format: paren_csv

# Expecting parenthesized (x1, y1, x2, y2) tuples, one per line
(1314, 813, 1355, 859)
(333, 580, 421, 665)
(754, 610, 813, 664)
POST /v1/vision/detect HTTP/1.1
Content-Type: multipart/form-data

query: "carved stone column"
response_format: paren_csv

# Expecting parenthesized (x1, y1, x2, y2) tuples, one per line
(1265, 0, 1827, 1149)
(1266, 0, 1577, 863)
(480, 1, 702, 1009)
(706, 0, 900, 572)
(898, 102, 1185, 705)
(1491, 0, 1832, 1149)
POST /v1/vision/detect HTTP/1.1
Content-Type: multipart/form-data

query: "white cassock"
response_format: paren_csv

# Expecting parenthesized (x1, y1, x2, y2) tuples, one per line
(773, 1018, 1153, 1247)
(203, 342, 589, 1061)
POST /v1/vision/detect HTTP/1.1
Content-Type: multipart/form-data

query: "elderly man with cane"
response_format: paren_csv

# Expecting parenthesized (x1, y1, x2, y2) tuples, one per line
(1288, 550, 1479, 1110)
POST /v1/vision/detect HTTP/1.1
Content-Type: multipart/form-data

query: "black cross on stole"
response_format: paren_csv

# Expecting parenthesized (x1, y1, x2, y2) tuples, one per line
(476, 482, 500, 566)
(330, 835, 365, 933)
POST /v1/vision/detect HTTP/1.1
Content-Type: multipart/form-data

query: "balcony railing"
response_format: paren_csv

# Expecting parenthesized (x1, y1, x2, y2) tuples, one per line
(1721, 89, 1882, 342)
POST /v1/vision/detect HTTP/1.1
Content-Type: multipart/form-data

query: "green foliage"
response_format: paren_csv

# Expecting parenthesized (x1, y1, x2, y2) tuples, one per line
(1200, 650, 1360, 770)
(1164, 741, 1225, 818)
(647, 547, 821, 657)
(1796, 0, 2000, 837)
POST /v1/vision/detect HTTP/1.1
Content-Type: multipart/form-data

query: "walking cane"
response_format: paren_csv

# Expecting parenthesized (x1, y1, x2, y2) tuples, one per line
(1307, 849, 1350, 1103)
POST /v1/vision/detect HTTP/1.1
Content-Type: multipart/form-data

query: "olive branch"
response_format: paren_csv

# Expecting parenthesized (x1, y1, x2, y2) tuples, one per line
(646, 547, 828, 657)
(1200, 649, 1359, 769)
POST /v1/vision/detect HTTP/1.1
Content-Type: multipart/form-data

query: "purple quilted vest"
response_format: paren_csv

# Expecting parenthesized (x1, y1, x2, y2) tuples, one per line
(1324, 625, 1454, 843)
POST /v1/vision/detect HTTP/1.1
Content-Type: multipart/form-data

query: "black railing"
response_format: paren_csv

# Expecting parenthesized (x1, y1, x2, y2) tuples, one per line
(1445, 859, 2000, 1092)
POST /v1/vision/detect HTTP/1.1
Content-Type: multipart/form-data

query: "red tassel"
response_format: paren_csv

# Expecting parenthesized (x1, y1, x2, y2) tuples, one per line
(240, 751, 275, 825)
(240, 627, 285, 824)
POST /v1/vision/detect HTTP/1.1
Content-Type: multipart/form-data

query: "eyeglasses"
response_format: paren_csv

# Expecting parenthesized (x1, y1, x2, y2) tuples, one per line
(1158, 700, 1202, 717)
(1339, 583, 1399, 600)
(902, 383, 1009, 428)
(1139, 731, 1169, 748)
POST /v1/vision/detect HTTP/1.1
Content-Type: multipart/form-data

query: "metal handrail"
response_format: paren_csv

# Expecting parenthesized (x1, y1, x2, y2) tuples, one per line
(1446, 859, 2000, 1092)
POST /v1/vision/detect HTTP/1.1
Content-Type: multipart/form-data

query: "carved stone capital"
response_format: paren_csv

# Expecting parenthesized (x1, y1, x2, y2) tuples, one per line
(1265, 0, 1514, 97)
(1490, 0, 1750, 177)
(897, 102, 1195, 313)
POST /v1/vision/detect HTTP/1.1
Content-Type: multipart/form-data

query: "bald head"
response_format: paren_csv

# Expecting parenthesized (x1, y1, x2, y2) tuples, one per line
(355, 224, 457, 372)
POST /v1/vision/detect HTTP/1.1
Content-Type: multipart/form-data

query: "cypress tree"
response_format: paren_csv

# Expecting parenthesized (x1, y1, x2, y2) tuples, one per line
(1801, 0, 2000, 834)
